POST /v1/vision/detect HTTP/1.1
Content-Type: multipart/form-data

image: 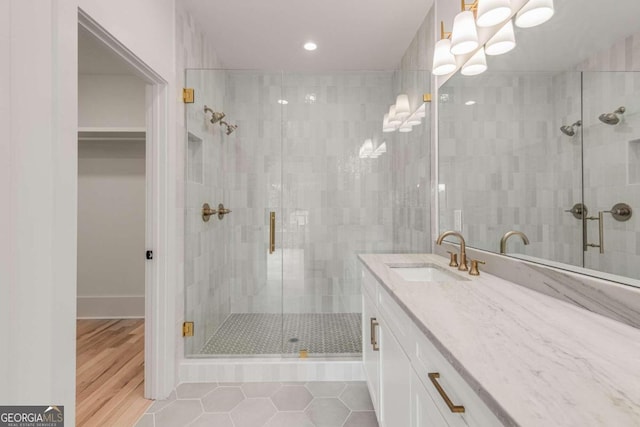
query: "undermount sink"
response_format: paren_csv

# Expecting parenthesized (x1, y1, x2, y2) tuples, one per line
(386, 263, 469, 282)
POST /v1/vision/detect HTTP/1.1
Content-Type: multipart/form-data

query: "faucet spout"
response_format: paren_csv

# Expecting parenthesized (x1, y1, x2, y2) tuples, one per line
(499, 231, 530, 254)
(436, 230, 468, 271)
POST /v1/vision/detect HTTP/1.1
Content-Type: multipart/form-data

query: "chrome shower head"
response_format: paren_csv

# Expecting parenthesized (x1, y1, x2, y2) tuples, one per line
(560, 120, 581, 136)
(599, 106, 625, 125)
(204, 105, 225, 124)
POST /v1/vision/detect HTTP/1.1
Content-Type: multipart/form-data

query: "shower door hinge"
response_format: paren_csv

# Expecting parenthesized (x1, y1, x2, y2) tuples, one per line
(182, 321, 194, 337)
(183, 88, 194, 103)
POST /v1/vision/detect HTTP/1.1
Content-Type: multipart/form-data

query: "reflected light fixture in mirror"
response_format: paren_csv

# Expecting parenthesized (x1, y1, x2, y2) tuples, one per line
(461, 47, 488, 75)
(388, 105, 402, 126)
(395, 94, 411, 119)
(476, 0, 512, 27)
(515, 0, 554, 28)
(433, 38, 457, 75)
(485, 19, 516, 55)
(450, 11, 479, 55)
(382, 114, 396, 132)
(399, 122, 413, 133)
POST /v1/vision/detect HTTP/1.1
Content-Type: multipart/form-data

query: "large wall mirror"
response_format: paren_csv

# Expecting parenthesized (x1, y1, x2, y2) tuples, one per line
(438, 0, 640, 287)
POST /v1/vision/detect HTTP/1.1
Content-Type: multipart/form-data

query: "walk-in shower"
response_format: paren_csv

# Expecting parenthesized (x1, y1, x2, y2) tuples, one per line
(184, 69, 426, 362)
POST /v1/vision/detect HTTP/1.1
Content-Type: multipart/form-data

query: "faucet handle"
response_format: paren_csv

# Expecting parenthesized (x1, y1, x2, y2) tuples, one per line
(446, 251, 458, 267)
(469, 259, 485, 276)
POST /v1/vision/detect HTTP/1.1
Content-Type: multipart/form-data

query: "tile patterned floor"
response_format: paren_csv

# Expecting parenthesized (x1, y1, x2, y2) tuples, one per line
(135, 381, 379, 427)
(200, 313, 362, 356)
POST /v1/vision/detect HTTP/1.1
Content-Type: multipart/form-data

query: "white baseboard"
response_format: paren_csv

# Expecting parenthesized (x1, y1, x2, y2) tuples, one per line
(77, 295, 144, 319)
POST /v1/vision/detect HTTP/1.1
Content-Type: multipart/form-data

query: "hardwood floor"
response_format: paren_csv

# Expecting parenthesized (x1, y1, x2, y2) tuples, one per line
(77, 319, 151, 427)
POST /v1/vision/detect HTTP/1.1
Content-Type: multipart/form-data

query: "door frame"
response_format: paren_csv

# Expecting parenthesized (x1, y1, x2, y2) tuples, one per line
(78, 9, 171, 399)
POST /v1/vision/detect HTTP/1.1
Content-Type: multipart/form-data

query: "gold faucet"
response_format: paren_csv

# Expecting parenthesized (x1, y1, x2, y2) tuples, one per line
(436, 231, 468, 271)
(499, 231, 530, 254)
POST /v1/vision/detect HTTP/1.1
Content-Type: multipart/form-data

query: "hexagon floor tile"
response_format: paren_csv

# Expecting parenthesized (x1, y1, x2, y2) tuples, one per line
(135, 381, 378, 427)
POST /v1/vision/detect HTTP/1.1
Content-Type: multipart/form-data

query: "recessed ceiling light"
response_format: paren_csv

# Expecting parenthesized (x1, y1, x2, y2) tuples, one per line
(303, 41, 317, 51)
(277, 99, 288, 105)
(465, 100, 476, 106)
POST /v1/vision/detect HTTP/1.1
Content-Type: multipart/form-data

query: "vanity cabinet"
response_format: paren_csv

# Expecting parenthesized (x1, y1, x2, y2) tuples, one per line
(361, 266, 503, 427)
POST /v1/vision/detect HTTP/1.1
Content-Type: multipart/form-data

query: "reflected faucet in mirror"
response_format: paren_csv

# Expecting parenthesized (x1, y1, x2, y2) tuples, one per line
(500, 231, 530, 254)
(436, 231, 468, 271)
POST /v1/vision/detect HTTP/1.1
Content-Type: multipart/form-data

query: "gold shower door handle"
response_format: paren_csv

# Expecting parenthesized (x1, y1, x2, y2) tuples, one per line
(269, 212, 276, 254)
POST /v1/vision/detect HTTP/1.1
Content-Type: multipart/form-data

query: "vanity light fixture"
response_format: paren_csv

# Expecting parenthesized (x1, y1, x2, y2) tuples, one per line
(515, 0, 554, 28)
(432, 38, 458, 76)
(476, 0, 512, 27)
(485, 19, 516, 55)
(461, 47, 488, 76)
(450, 10, 479, 55)
(398, 122, 413, 133)
(433, 0, 552, 76)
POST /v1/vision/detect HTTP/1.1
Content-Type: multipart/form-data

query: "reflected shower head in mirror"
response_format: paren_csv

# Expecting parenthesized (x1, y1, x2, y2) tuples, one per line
(560, 120, 581, 136)
(220, 120, 237, 135)
(599, 106, 625, 125)
(204, 105, 225, 124)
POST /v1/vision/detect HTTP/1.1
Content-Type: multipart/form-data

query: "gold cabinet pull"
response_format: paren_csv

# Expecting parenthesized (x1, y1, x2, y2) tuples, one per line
(428, 373, 465, 413)
(370, 318, 379, 351)
(269, 212, 276, 254)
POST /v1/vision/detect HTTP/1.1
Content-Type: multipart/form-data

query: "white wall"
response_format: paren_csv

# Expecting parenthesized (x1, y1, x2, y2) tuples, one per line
(78, 74, 146, 128)
(77, 140, 146, 317)
(77, 74, 147, 318)
(1, 0, 178, 423)
(1, 0, 79, 424)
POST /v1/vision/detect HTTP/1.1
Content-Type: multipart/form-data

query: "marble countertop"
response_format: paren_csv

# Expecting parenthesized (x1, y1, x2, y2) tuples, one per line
(359, 253, 640, 427)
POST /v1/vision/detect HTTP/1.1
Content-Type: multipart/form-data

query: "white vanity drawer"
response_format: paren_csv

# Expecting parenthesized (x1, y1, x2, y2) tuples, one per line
(411, 323, 503, 427)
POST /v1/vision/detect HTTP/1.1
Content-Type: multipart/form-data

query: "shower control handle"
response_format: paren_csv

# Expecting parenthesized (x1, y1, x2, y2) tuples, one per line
(202, 203, 232, 222)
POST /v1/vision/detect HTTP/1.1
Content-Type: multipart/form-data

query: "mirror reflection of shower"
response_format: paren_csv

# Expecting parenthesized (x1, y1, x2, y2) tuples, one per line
(599, 106, 625, 125)
(560, 120, 581, 136)
(219, 120, 237, 135)
(204, 105, 237, 134)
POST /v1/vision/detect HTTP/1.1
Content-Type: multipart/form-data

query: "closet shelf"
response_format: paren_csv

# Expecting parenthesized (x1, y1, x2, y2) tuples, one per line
(78, 127, 146, 141)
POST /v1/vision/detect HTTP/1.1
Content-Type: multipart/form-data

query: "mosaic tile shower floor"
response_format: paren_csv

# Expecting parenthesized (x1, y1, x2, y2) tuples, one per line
(200, 313, 362, 356)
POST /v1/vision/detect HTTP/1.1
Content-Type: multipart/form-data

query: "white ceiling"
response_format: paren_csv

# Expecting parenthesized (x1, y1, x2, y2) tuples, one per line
(78, 26, 140, 75)
(180, 0, 434, 71)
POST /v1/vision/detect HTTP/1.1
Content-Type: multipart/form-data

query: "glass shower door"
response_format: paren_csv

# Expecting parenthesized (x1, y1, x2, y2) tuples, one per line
(184, 69, 284, 357)
(582, 71, 640, 281)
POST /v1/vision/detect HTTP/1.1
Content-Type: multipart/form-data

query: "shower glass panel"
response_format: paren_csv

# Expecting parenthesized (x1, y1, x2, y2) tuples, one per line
(184, 70, 284, 357)
(184, 69, 417, 357)
(582, 72, 640, 281)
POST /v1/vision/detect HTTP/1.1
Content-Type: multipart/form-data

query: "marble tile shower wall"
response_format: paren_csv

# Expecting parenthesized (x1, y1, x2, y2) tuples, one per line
(224, 72, 395, 314)
(582, 72, 640, 280)
(439, 72, 583, 265)
(177, 4, 229, 356)
(391, 7, 434, 253)
(224, 71, 283, 314)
